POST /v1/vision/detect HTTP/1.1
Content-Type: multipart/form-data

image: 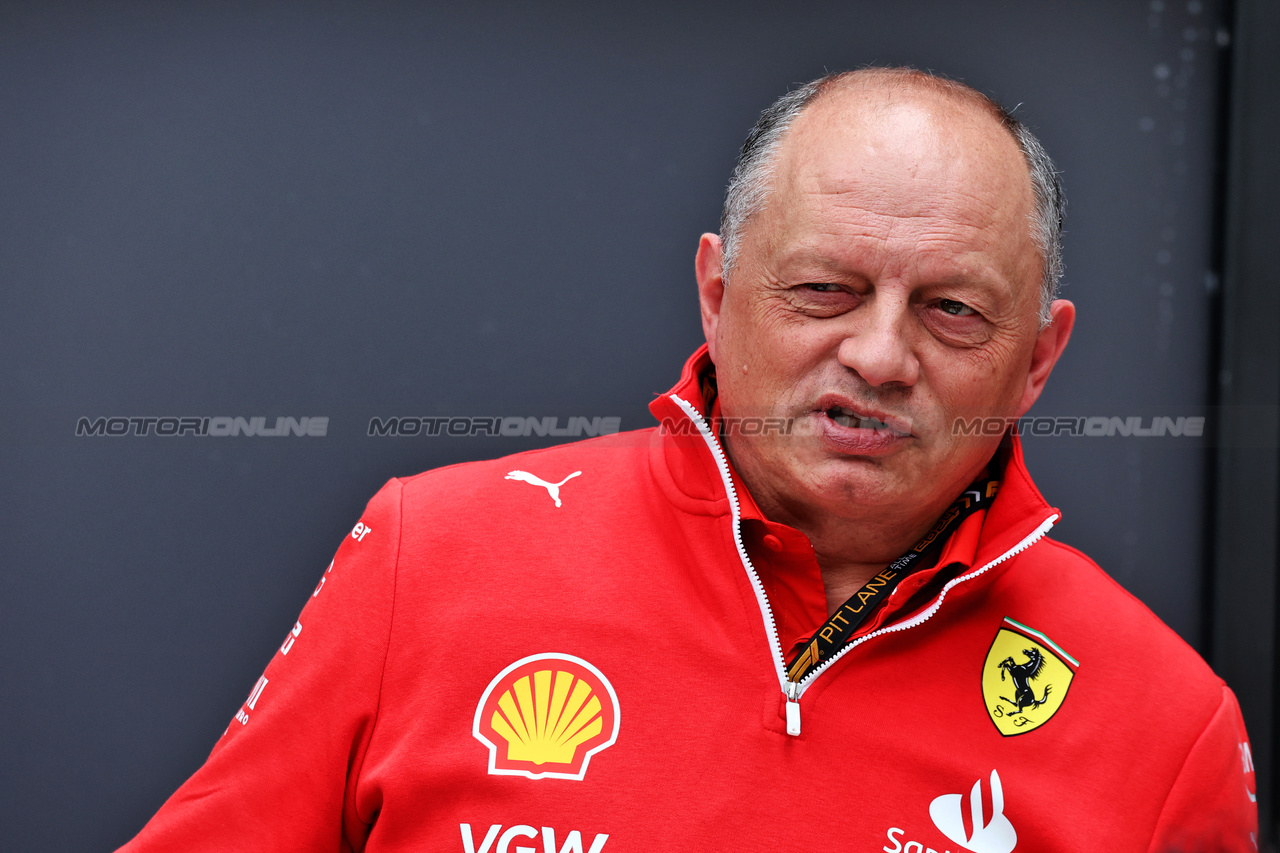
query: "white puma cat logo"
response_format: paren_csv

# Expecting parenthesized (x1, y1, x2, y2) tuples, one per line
(504, 470, 582, 508)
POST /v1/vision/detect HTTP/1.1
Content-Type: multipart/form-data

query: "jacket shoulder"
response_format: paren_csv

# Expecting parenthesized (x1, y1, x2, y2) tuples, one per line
(390, 427, 657, 515)
(1011, 535, 1222, 692)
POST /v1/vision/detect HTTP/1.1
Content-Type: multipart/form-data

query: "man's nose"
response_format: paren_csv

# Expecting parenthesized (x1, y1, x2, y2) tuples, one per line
(834, 294, 920, 388)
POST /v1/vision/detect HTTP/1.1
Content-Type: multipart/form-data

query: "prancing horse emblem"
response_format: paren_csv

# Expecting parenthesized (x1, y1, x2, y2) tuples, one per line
(996, 647, 1051, 714)
(505, 470, 581, 507)
(981, 618, 1077, 736)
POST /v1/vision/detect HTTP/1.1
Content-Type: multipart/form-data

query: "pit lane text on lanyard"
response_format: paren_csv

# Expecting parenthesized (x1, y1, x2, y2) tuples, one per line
(784, 478, 1000, 696)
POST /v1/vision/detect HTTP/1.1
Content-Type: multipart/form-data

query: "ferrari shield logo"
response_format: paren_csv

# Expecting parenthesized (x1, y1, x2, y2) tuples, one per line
(981, 617, 1078, 736)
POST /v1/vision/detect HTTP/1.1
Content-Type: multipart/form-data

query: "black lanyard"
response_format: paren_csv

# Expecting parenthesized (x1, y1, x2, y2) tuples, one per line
(785, 477, 1000, 683)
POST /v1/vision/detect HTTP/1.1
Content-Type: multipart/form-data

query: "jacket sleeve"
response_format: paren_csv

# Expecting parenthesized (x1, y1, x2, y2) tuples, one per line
(1148, 685, 1259, 853)
(115, 479, 403, 853)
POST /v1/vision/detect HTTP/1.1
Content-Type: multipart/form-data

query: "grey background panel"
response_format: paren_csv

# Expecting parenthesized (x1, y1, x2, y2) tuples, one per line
(0, 2, 1233, 850)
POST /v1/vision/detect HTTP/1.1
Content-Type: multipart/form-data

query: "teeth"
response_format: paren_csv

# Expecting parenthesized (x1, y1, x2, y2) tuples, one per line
(828, 408, 890, 430)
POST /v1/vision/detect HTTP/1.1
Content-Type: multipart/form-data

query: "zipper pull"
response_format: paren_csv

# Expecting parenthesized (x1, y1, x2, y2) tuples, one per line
(784, 681, 801, 736)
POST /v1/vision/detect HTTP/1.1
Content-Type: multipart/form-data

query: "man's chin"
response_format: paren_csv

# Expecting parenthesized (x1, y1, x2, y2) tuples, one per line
(799, 457, 916, 507)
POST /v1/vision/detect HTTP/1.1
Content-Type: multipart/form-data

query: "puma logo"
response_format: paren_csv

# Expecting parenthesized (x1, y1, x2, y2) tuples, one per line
(504, 470, 582, 507)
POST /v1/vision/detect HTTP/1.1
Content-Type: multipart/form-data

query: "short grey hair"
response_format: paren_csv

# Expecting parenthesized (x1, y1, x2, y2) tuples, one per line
(719, 69, 1065, 326)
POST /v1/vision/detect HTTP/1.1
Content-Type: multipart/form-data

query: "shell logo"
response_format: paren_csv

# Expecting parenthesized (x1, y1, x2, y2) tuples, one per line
(473, 653, 620, 781)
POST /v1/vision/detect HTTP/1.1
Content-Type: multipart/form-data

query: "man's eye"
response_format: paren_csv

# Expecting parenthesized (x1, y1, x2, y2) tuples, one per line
(803, 283, 843, 293)
(938, 299, 976, 316)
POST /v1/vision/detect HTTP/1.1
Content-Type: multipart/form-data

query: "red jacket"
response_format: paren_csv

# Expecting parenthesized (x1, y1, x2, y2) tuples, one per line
(119, 346, 1258, 852)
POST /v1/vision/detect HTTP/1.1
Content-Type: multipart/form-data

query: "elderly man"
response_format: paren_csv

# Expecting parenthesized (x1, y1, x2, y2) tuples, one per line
(120, 69, 1256, 852)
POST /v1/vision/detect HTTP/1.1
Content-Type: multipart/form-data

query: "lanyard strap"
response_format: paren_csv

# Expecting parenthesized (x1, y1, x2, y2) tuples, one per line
(785, 477, 1000, 683)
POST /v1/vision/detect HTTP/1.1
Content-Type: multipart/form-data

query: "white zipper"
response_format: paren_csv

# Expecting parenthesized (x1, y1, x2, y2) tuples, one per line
(784, 680, 802, 736)
(670, 395, 789, 685)
(669, 392, 1058, 737)
(791, 513, 1058, 699)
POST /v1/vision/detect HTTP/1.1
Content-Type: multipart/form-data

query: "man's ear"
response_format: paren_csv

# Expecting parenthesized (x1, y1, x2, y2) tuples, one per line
(1016, 299, 1075, 417)
(695, 233, 726, 363)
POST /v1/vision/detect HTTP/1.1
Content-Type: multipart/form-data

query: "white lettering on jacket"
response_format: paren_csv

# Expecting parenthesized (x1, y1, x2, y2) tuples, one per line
(884, 826, 951, 853)
(460, 823, 608, 853)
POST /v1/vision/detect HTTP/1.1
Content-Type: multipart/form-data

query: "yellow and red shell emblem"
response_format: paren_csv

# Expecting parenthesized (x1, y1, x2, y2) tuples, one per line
(473, 653, 620, 780)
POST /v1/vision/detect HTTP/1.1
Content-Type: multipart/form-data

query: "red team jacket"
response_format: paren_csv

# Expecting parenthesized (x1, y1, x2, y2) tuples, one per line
(120, 347, 1259, 852)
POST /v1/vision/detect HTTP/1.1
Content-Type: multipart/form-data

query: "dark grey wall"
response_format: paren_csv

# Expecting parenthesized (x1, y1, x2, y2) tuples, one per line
(0, 2, 1240, 850)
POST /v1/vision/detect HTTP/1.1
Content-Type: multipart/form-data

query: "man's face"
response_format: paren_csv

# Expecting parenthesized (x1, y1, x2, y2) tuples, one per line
(697, 87, 1074, 539)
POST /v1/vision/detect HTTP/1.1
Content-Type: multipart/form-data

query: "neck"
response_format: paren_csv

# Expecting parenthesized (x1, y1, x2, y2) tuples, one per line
(779, 497, 953, 616)
(722, 448, 976, 618)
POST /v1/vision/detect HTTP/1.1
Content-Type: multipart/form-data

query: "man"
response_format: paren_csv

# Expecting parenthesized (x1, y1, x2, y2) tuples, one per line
(120, 69, 1257, 852)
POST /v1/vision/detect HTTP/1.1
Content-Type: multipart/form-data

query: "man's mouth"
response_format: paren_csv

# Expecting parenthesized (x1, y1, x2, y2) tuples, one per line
(824, 406, 907, 434)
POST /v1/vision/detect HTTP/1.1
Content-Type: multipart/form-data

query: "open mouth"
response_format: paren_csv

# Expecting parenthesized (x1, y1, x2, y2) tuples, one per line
(825, 406, 903, 433)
